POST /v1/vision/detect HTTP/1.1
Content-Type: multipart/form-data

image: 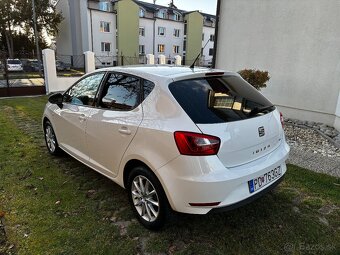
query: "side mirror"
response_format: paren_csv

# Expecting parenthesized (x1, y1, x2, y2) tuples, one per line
(48, 93, 63, 108)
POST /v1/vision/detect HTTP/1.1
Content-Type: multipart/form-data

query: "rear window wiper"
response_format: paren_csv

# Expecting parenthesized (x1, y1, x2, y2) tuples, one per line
(249, 105, 275, 116)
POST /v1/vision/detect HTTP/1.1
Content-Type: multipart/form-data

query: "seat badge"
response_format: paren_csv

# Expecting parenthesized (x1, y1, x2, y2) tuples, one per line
(258, 126, 265, 137)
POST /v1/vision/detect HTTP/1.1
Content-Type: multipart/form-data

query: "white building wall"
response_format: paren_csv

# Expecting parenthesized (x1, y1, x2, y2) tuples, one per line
(90, 10, 116, 66)
(154, 19, 184, 60)
(139, 18, 154, 56)
(216, 0, 340, 127)
(55, 0, 73, 55)
(202, 26, 215, 66)
(80, 2, 91, 52)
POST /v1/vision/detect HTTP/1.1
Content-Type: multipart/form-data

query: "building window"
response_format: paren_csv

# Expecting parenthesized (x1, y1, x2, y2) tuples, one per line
(99, 1, 111, 11)
(139, 27, 145, 36)
(101, 42, 111, 52)
(139, 8, 145, 17)
(173, 29, 180, 38)
(139, 45, 145, 55)
(184, 22, 187, 35)
(158, 10, 167, 19)
(210, 34, 215, 42)
(173, 45, 180, 54)
(202, 33, 204, 41)
(209, 48, 214, 56)
(100, 21, 110, 32)
(173, 13, 181, 21)
(158, 27, 166, 36)
(158, 44, 165, 53)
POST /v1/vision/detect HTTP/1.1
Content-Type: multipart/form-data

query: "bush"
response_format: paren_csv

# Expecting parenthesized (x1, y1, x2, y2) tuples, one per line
(238, 69, 270, 91)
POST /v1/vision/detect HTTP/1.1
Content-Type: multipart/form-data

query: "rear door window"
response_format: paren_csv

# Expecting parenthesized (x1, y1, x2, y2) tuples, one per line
(99, 72, 141, 111)
(169, 75, 274, 124)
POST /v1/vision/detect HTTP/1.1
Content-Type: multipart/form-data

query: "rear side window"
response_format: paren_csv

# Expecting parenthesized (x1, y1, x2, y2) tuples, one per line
(143, 80, 155, 99)
(8, 60, 21, 65)
(169, 75, 274, 124)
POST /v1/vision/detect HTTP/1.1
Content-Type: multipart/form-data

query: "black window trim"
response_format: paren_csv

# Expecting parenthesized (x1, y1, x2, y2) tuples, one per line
(62, 71, 108, 108)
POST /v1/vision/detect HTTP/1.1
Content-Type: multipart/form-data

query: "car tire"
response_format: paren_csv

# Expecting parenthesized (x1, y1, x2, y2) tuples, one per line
(127, 166, 169, 230)
(44, 120, 61, 155)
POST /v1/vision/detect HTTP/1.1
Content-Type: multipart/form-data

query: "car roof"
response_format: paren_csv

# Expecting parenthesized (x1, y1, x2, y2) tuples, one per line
(92, 65, 237, 81)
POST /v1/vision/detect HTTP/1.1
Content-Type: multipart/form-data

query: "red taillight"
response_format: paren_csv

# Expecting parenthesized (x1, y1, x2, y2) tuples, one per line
(280, 112, 284, 128)
(174, 131, 220, 156)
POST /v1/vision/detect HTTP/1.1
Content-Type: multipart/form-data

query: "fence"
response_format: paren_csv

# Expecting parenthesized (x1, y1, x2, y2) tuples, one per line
(55, 55, 85, 77)
(182, 57, 212, 67)
(0, 50, 46, 97)
(94, 55, 147, 68)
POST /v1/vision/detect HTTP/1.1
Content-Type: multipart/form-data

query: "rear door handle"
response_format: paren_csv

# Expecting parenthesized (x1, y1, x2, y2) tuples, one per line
(118, 127, 132, 135)
(78, 114, 86, 121)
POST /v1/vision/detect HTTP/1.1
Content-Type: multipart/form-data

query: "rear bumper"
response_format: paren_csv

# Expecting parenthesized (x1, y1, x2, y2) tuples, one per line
(209, 175, 284, 214)
(8, 68, 23, 72)
(156, 140, 290, 214)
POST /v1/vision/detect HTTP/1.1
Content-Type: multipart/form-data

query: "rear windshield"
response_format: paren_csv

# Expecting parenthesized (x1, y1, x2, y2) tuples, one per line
(169, 75, 275, 124)
(7, 60, 21, 65)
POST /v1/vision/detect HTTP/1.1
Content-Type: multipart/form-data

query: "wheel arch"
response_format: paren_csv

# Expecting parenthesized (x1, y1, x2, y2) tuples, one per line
(122, 158, 174, 210)
(123, 159, 152, 189)
(42, 116, 50, 128)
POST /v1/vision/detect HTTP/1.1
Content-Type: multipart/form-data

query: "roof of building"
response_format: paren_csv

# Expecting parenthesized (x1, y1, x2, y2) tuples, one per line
(134, 0, 216, 19)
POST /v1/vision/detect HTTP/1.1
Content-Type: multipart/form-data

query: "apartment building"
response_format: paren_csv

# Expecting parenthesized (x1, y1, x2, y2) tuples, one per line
(215, 0, 340, 129)
(54, 0, 216, 66)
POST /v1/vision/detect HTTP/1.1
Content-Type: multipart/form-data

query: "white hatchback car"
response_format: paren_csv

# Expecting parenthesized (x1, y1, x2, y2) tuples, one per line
(43, 66, 290, 229)
(7, 59, 23, 72)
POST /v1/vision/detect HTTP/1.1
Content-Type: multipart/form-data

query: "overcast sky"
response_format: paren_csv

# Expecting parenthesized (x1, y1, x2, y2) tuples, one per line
(139, 0, 218, 15)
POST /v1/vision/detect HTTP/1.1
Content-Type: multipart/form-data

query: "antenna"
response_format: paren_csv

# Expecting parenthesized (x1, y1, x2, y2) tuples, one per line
(190, 38, 210, 69)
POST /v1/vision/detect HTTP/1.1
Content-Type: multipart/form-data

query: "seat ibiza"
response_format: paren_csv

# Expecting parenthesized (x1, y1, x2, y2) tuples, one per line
(43, 66, 290, 229)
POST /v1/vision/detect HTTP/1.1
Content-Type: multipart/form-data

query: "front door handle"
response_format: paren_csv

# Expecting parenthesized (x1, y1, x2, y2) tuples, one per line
(118, 127, 132, 135)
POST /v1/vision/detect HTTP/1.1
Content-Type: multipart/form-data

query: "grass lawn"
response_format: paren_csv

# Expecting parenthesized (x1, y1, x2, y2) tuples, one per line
(0, 96, 339, 255)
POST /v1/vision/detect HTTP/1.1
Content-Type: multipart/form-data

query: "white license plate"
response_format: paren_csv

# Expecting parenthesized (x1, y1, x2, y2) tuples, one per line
(248, 166, 282, 193)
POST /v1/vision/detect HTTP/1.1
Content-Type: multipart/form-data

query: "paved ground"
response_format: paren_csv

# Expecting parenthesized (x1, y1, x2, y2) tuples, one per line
(0, 78, 44, 87)
(285, 124, 340, 177)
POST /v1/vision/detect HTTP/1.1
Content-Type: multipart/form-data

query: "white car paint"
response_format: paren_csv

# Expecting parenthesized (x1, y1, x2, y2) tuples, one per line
(43, 65, 290, 216)
(7, 59, 23, 72)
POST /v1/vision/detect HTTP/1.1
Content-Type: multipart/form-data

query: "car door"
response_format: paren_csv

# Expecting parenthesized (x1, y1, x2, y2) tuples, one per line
(52, 72, 105, 162)
(86, 72, 143, 177)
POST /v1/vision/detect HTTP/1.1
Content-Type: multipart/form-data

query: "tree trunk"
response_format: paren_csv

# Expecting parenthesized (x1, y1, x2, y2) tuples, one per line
(4, 31, 13, 58)
(6, 20, 13, 58)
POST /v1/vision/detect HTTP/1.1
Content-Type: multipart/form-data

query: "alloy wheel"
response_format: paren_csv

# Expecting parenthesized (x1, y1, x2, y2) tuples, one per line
(45, 125, 56, 153)
(131, 175, 160, 222)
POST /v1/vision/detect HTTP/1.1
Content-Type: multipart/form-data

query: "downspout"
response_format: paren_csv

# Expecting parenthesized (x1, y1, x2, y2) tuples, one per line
(212, 0, 221, 69)
(90, 9, 94, 51)
(153, 18, 156, 55)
